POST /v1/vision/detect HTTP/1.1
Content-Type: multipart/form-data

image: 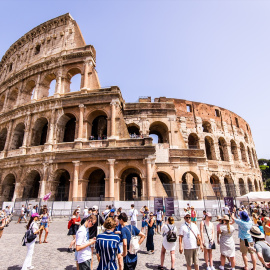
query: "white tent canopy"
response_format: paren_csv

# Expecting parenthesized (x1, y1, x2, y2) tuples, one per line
(236, 191, 270, 202)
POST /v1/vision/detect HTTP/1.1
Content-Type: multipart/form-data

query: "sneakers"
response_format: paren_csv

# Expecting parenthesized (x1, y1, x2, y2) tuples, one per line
(27, 266, 34, 270)
(67, 248, 72, 253)
(207, 267, 211, 270)
(211, 267, 216, 270)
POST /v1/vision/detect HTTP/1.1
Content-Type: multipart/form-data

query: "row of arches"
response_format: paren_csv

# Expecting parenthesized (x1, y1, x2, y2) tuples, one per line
(0, 68, 82, 111)
(188, 133, 258, 167)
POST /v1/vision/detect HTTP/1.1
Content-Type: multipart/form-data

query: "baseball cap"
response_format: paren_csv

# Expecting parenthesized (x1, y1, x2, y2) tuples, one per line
(240, 211, 250, 222)
(184, 211, 191, 217)
(205, 212, 212, 217)
(110, 209, 115, 213)
(92, 205, 98, 211)
(31, 213, 39, 218)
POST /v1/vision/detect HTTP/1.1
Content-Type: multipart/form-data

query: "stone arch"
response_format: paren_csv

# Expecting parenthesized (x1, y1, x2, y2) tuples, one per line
(188, 133, 200, 149)
(87, 110, 108, 140)
(0, 95, 5, 111)
(230, 140, 238, 161)
(39, 73, 57, 98)
(224, 176, 235, 197)
(57, 113, 76, 143)
(248, 178, 253, 192)
(22, 170, 41, 199)
(21, 80, 36, 104)
(66, 67, 82, 93)
(210, 174, 222, 197)
(127, 123, 140, 137)
(254, 179, 259, 192)
(247, 146, 254, 167)
(240, 142, 247, 162)
(202, 121, 212, 133)
(182, 171, 201, 200)
(53, 169, 70, 201)
(1, 174, 15, 201)
(6, 88, 18, 110)
(149, 121, 169, 143)
(157, 171, 174, 197)
(218, 137, 229, 161)
(120, 167, 143, 201)
(0, 128, 7, 151)
(31, 117, 48, 146)
(244, 133, 249, 143)
(204, 136, 216, 160)
(239, 178, 246, 196)
(10, 122, 25, 150)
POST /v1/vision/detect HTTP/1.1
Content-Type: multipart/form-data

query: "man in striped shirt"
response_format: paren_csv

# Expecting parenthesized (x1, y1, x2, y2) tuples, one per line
(96, 217, 123, 270)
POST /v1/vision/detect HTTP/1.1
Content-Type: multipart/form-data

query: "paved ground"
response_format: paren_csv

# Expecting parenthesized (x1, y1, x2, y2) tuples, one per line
(0, 218, 265, 270)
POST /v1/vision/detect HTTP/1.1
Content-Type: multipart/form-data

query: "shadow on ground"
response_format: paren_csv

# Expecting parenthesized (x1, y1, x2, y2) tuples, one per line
(65, 265, 77, 270)
(7, 266, 21, 270)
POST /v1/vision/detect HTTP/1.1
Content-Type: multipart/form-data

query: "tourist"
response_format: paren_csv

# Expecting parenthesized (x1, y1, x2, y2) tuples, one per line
(67, 209, 81, 252)
(179, 211, 203, 270)
(257, 220, 264, 234)
(248, 226, 270, 269)
(31, 206, 36, 215)
(216, 215, 222, 243)
(231, 211, 257, 270)
(105, 208, 116, 219)
(119, 212, 146, 270)
(76, 215, 97, 270)
(129, 204, 138, 227)
(158, 216, 177, 270)
(263, 217, 270, 243)
(96, 217, 122, 270)
(223, 203, 230, 218)
(156, 208, 164, 234)
(140, 206, 149, 234)
(114, 215, 124, 267)
(0, 212, 6, 239)
(102, 205, 110, 216)
(83, 206, 88, 219)
(22, 213, 44, 270)
(17, 204, 27, 223)
(218, 215, 235, 270)
(190, 206, 197, 224)
(200, 212, 215, 270)
(202, 210, 207, 220)
(39, 207, 50, 243)
(146, 212, 155, 254)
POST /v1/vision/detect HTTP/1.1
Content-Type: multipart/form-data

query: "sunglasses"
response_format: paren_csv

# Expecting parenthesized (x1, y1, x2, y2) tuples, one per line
(185, 217, 191, 219)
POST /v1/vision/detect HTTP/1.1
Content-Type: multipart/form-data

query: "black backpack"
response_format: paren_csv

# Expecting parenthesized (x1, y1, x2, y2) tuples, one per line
(166, 225, 177, 242)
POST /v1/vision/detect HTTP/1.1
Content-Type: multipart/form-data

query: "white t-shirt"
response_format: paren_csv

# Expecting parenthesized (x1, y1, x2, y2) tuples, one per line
(179, 222, 200, 249)
(129, 208, 138, 222)
(156, 210, 163, 221)
(223, 206, 230, 215)
(76, 225, 91, 264)
(162, 224, 177, 251)
(83, 209, 88, 218)
(21, 207, 25, 215)
(31, 208, 36, 215)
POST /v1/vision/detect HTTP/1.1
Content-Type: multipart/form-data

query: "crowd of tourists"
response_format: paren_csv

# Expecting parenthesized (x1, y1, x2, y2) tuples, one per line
(3, 201, 270, 269)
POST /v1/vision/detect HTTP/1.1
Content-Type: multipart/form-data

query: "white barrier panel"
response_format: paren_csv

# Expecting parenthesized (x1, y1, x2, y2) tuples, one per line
(53, 201, 72, 216)
(2, 201, 15, 210)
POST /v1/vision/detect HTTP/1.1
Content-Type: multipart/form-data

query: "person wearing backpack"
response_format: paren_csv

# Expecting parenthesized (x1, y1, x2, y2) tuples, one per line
(158, 216, 177, 270)
(119, 212, 145, 270)
(22, 213, 44, 270)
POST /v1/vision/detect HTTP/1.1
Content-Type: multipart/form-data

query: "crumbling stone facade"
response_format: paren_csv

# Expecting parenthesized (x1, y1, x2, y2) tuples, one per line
(0, 14, 262, 203)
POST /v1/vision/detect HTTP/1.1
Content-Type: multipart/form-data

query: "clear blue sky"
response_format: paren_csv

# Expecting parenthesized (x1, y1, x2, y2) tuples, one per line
(1, 0, 269, 158)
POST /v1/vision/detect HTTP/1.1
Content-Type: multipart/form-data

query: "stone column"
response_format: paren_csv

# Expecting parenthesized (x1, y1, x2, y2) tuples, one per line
(110, 100, 116, 138)
(12, 182, 21, 202)
(45, 109, 56, 151)
(81, 60, 91, 91)
(21, 113, 32, 151)
(4, 120, 14, 154)
(39, 180, 46, 199)
(108, 159, 115, 199)
(146, 157, 153, 199)
(141, 177, 147, 199)
(77, 104, 85, 140)
(72, 161, 80, 200)
(55, 69, 63, 97)
(32, 74, 41, 101)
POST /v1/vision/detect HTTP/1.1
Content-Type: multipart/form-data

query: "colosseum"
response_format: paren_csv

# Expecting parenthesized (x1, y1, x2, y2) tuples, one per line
(0, 14, 263, 211)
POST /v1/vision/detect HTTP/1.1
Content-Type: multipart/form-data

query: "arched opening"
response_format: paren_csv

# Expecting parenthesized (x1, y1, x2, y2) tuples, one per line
(240, 142, 247, 162)
(88, 111, 107, 140)
(254, 179, 259, 192)
(224, 177, 235, 197)
(248, 178, 253, 192)
(127, 124, 140, 138)
(0, 95, 5, 111)
(230, 140, 238, 161)
(182, 172, 201, 200)
(86, 169, 105, 199)
(120, 168, 142, 201)
(57, 113, 76, 143)
(1, 174, 15, 201)
(244, 133, 249, 143)
(210, 175, 222, 198)
(21, 80, 36, 103)
(6, 89, 18, 110)
(239, 178, 246, 196)
(188, 133, 200, 149)
(202, 121, 212, 133)
(31, 117, 48, 146)
(0, 128, 7, 151)
(22, 170, 40, 199)
(67, 68, 82, 93)
(39, 74, 57, 98)
(247, 147, 254, 167)
(149, 121, 169, 143)
(204, 136, 216, 160)
(218, 137, 229, 161)
(54, 170, 70, 201)
(157, 172, 174, 197)
(10, 123, 25, 150)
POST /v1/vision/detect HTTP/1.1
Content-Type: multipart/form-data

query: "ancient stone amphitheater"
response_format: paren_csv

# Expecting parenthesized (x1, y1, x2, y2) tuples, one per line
(0, 14, 262, 207)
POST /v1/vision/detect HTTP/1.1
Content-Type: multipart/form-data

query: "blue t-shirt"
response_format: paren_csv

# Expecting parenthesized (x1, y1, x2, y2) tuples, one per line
(114, 224, 123, 242)
(121, 225, 140, 263)
(234, 218, 253, 242)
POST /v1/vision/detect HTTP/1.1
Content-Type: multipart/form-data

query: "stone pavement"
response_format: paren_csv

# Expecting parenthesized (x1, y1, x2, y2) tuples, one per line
(0, 218, 264, 270)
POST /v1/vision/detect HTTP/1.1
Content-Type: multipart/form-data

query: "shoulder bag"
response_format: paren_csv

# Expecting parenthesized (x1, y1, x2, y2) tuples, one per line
(186, 222, 201, 247)
(204, 222, 216, 249)
(127, 225, 140, 254)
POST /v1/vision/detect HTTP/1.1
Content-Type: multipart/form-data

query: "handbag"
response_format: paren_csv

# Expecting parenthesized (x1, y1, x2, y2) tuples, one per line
(204, 222, 216, 249)
(22, 223, 36, 245)
(186, 223, 201, 246)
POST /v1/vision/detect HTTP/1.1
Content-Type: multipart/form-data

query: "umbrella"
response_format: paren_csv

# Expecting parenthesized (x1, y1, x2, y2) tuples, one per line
(43, 192, 51, 201)
(236, 191, 270, 202)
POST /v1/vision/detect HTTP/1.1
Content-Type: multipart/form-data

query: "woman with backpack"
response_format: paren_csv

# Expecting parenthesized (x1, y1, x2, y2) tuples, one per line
(200, 212, 215, 270)
(146, 212, 155, 254)
(158, 216, 177, 270)
(67, 209, 81, 252)
(22, 213, 44, 270)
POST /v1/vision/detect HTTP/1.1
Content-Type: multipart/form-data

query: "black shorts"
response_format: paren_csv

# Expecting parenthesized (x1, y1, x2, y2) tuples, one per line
(124, 261, 137, 270)
(79, 259, 91, 270)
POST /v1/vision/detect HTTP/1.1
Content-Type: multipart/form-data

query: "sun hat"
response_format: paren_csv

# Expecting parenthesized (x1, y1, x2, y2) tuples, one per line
(216, 215, 221, 221)
(191, 206, 194, 209)
(184, 211, 191, 217)
(240, 211, 250, 222)
(31, 213, 39, 218)
(92, 205, 98, 211)
(205, 212, 212, 217)
(248, 226, 265, 239)
(222, 215, 230, 221)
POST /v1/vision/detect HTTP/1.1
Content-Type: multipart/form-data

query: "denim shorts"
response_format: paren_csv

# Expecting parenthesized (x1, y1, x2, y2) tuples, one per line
(142, 221, 147, 227)
(40, 222, 48, 228)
